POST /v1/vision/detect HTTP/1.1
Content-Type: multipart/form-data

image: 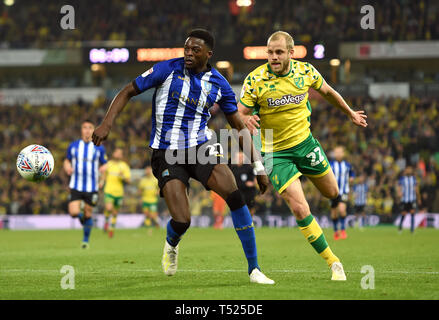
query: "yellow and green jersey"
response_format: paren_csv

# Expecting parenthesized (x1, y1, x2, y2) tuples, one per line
(103, 160, 131, 197)
(239, 59, 324, 152)
(139, 175, 159, 204)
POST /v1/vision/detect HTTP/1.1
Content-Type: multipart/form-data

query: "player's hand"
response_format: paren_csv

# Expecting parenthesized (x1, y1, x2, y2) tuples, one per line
(92, 123, 111, 146)
(65, 167, 73, 176)
(350, 110, 368, 128)
(256, 173, 269, 194)
(244, 115, 260, 135)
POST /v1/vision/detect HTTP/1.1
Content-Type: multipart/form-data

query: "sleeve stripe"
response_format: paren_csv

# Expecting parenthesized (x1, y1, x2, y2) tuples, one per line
(316, 78, 324, 90)
(239, 99, 255, 108)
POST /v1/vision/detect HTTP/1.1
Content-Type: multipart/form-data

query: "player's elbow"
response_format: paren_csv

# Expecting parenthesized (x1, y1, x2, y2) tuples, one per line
(122, 82, 138, 99)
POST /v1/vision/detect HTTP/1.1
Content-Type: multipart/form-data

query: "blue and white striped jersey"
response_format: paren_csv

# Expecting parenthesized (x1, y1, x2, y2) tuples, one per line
(133, 57, 238, 150)
(353, 183, 368, 206)
(66, 139, 107, 192)
(330, 160, 355, 195)
(398, 175, 417, 203)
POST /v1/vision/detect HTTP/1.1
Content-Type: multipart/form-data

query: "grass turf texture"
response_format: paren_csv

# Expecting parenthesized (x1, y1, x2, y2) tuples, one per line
(0, 226, 438, 300)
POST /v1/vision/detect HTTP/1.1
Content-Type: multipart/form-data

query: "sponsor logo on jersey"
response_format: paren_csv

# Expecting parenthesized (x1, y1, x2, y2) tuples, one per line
(267, 93, 306, 107)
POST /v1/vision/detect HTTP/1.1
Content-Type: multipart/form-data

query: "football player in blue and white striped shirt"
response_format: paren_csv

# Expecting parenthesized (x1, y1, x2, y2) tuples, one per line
(397, 165, 421, 233)
(63, 120, 107, 249)
(329, 146, 355, 240)
(353, 173, 368, 229)
(91, 29, 274, 284)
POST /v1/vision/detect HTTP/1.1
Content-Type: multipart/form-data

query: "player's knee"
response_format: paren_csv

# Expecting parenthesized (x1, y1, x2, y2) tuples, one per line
(330, 195, 342, 208)
(287, 200, 309, 217)
(325, 185, 339, 199)
(68, 205, 79, 216)
(170, 219, 191, 233)
(225, 189, 245, 211)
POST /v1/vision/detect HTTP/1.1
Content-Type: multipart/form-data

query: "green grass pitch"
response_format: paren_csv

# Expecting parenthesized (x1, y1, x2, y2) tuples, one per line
(0, 226, 438, 300)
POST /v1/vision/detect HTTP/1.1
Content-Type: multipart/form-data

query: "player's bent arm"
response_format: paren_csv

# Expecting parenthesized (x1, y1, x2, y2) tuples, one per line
(225, 111, 262, 164)
(225, 111, 268, 193)
(92, 82, 139, 146)
(99, 164, 108, 174)
(316, 81, 367, 128)
(237, 102, 260, 135)
(63, 158, 73, 176)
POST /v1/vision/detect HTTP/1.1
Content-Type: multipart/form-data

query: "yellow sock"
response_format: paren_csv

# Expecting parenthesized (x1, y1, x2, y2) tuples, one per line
(110, 216, 117, 231)
(104, 210, 110, 223)
(144, 218, 151, 227)
(297, 214, 340, 267)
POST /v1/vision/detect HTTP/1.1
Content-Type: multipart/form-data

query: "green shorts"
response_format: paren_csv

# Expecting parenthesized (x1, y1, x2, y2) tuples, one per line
(142, 202, 158, 212)
(262, 134, 331, 193)
(104, 193, 123, 209)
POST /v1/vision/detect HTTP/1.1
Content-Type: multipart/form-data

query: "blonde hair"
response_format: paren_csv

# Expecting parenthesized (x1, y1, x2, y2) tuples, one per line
(267, 31, 294, 50)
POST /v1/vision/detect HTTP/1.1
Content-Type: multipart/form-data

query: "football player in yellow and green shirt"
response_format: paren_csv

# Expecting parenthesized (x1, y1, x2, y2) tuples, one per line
(138, 166, 160, 230)
(103, 147, 131, 238)
(238, 31, 368, 281)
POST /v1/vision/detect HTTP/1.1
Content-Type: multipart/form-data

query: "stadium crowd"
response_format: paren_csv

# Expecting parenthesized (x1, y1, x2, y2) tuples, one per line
(1, 0, 437, 49)
(1, 95, 438, 221)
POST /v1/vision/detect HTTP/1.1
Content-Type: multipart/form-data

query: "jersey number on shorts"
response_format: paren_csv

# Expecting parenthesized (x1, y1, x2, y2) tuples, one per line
(306, 147, 324, 167)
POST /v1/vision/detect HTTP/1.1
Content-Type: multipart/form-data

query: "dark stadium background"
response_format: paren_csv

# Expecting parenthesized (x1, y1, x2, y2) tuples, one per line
(0, 0, 438, 229)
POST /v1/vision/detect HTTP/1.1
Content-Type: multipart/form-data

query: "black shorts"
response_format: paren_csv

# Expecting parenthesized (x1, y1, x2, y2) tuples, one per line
(243, 190, 256, 210)
(151, 141, 226, 197)
(354, 205, 366, 214)
(69, 189, 99, 207)
(402, 202, 416, 212)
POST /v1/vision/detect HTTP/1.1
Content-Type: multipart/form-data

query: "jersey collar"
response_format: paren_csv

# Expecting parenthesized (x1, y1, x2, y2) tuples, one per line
(185, 62, 212, 77)
(267, 60, 293, 78)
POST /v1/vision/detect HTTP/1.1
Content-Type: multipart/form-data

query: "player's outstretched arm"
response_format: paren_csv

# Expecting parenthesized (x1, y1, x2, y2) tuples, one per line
(225, 111, 269, 194)
(92, 82, 139, 146)
(316, 81, 368, 128)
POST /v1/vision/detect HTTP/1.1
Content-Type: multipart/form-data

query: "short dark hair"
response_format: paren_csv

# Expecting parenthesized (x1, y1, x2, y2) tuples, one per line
(188, 28, 215, 50)
(82, 119, 94, 126)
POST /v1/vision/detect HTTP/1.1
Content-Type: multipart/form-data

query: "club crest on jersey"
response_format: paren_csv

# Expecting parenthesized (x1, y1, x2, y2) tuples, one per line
(293, 76, 304, 89)
(201, 81, 212, 95)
